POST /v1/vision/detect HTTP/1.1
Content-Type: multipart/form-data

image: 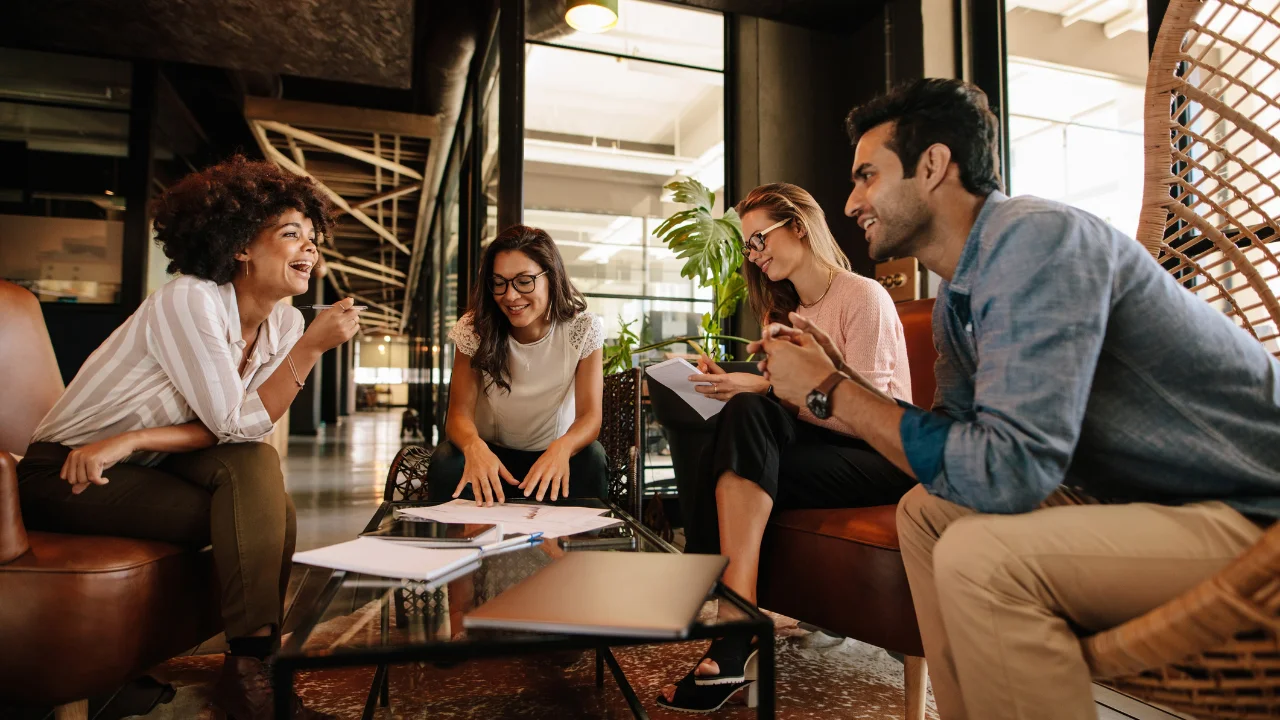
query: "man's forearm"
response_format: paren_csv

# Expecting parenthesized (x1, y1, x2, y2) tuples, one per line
(122, 421, 218, 454)
(830, 380, 916, 478)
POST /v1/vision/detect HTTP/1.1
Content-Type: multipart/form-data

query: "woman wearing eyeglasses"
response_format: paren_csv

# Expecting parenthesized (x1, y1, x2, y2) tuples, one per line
(659, 183, 915, 713)
(425, 225, 607, 506)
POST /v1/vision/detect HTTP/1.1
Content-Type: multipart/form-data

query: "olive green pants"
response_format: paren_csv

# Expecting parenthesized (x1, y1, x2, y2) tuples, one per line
(17, 442, 296, 639)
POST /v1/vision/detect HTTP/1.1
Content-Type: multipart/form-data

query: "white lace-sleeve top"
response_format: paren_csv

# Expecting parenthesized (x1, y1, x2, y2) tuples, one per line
(449, 311, 604, 451)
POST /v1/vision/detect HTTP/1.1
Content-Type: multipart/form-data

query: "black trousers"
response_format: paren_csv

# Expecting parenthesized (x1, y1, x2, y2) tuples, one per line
(686, 393, 916, 554)
(425, 439, 609, 503)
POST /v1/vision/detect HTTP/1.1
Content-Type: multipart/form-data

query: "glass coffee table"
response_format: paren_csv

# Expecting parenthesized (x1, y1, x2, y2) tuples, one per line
(275, 499, 775, 719)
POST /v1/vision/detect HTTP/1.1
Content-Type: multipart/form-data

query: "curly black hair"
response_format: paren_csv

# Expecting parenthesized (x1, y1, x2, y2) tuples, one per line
(151, 155, 334, 284)
(846, 78, 1004, 196)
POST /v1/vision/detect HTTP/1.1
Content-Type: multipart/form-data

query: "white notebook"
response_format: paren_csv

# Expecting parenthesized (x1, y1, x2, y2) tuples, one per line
(293, 537, 480, 581)
(645, 357, 727, 420)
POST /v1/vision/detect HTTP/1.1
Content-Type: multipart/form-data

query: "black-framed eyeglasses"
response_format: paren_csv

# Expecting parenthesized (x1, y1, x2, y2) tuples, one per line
(488, 271, 548, 295)
(742, 218, 789, 254)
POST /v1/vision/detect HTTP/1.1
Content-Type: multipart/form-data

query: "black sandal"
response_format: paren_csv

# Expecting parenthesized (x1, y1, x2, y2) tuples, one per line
(655, 672, 750, 714)
(693, 636, 757, 686)
(654, 637, 760, 713)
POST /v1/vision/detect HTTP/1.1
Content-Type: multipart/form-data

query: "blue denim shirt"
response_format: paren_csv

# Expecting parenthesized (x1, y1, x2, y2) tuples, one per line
(898, 192, 1280, 520)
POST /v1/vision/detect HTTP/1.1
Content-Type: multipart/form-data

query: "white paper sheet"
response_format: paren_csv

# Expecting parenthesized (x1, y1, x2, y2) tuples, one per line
(397, 500, 621, 539)
(292, 537, 481, 580)
(644, 357, 726, 420)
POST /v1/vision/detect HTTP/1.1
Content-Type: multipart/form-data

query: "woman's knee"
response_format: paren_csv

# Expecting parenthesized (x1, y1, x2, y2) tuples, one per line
(205, 442, 285, 497)
(720, 392, 773, 423)
(571, 441, 609, 497)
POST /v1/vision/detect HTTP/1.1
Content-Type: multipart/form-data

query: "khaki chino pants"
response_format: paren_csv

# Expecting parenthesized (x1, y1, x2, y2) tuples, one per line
(895, 484, 1264, 720)
(17, 442, 296, 640)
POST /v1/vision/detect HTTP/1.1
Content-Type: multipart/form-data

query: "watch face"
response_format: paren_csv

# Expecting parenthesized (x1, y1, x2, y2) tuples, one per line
(806, 389, 830, 419)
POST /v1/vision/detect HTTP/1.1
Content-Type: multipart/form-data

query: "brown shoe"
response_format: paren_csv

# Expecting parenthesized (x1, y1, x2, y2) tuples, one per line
(212, 654, 336, 720)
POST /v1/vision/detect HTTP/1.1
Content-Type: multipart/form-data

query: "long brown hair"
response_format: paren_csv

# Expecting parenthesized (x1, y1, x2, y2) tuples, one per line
(467, 225, 587, 394)
(736, 183, 851, 324)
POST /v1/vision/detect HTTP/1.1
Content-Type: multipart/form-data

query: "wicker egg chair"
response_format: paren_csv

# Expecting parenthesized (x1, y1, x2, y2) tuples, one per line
(1081, 0, 1280, 717)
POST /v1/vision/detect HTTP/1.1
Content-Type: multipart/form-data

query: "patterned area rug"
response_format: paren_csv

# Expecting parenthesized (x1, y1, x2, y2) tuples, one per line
(135, 606, 937, 719)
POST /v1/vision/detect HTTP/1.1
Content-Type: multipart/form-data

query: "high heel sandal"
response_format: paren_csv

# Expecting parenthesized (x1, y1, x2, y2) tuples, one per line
(655, 637, 759, 713)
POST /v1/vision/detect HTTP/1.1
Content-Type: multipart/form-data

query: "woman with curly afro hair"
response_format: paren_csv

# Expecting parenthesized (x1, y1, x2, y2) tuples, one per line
(17, 156, 358, 719)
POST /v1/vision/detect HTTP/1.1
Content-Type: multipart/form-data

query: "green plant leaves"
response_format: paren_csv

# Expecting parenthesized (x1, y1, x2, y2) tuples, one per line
(603, 316, 640, 375)
(654, 178, 745, 289)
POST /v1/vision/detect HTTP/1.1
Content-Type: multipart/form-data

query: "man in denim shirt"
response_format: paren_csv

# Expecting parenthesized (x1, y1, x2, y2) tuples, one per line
(755, 79, 1280, 720)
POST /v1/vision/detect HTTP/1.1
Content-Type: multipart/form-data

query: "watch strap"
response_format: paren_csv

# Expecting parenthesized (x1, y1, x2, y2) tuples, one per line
(817, 371, 846, 398)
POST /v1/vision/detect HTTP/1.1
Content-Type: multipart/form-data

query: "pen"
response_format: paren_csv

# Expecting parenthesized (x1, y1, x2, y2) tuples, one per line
(480, 532, 544, 553)
(688, 339, 707, 357)
(298, 304, 369, 311)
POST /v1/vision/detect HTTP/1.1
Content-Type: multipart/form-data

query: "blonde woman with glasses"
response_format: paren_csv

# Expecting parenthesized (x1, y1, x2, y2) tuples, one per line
(659, 183, 915, 713)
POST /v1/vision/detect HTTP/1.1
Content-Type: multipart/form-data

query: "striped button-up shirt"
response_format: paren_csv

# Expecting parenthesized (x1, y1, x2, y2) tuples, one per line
(33, 276, 304, 465)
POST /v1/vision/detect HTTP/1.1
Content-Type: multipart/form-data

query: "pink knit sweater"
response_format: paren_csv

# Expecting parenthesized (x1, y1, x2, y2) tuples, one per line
(791, 271, 912, 437)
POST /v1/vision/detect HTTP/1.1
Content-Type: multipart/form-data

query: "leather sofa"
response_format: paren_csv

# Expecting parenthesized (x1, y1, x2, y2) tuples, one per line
(0, 280, 221, 718)
(757, 297, 937, 720)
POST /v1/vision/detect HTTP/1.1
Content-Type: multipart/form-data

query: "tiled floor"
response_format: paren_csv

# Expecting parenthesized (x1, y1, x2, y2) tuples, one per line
(285, 409, 434, 552)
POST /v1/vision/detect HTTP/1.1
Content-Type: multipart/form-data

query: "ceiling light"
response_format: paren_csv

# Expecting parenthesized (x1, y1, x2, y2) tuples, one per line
(378, 344, 386, 354)
(384, 335, 391, 342)
(566, 0, 618, 33)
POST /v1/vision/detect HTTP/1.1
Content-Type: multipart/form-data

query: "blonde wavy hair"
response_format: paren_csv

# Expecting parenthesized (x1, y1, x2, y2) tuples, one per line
(736, 183, 850, 324)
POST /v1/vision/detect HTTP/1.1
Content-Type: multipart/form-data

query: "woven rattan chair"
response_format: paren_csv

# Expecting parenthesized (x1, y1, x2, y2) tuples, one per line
(1081, 0, 1280, 716)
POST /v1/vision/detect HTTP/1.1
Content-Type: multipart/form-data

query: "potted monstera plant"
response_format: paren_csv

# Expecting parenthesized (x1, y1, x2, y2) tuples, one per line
(602, 177, 761, 531)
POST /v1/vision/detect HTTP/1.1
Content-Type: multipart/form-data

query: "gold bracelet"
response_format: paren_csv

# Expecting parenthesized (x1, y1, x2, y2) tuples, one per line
(286, 354, 305, 388)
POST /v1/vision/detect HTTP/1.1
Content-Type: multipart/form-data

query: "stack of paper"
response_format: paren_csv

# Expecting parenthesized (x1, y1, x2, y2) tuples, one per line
(399, 500, 622, 539)
(292, 537, 480, 581)
(645, 358, 726, 420)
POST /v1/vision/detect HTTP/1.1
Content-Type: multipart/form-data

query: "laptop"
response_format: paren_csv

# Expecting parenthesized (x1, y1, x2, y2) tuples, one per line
(463, 551, 728, 639)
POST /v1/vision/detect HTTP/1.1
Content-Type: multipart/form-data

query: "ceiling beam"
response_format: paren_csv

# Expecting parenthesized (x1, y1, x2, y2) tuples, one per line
(1061, 0, 1110, 26)
(286, 136, 306, 169)
(243, 96, 441, 139)
(345, 292, 403, 317)
(319, 247, 407, 278)
(1103, 7, 1146, 38)
(258, 120, 424, 181)
(249, 122, 411, 254)
(335, 182, 423, 217)
(325, 262, 406, 286)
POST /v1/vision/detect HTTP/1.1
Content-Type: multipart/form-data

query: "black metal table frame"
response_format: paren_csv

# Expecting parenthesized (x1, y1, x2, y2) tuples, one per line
(273, 501, 776, 720)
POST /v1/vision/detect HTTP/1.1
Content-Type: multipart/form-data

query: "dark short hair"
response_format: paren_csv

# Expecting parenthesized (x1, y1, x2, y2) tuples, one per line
(845, 78, 1003, 196)
(151, 155, 333, 284)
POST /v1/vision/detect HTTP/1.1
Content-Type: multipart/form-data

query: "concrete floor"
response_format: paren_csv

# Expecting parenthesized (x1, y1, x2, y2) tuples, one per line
(284, 408, 433, 552)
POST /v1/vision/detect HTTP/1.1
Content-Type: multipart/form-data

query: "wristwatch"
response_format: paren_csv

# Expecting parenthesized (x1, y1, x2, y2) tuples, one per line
(806, 372, 847, 419)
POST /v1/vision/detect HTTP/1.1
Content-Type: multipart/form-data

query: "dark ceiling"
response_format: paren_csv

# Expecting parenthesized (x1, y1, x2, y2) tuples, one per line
(2, 0, 417, 89)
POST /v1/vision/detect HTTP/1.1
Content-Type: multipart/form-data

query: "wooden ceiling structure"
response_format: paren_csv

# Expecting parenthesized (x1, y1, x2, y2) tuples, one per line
(245, 96, 441, 336)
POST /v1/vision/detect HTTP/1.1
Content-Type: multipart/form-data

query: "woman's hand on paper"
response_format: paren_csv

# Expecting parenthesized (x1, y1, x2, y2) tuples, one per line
(60, 434, 134, 494)
(457, 440, 517, 506)
(688, 371, 770, 403)
(520, 440, 572, 502)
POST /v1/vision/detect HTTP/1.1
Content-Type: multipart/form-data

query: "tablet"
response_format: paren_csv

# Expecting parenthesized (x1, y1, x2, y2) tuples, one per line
(360, 517, 500, 545)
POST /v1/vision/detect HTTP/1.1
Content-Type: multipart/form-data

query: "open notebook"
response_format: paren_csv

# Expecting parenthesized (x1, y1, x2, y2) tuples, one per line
(292, 537, 480, 581)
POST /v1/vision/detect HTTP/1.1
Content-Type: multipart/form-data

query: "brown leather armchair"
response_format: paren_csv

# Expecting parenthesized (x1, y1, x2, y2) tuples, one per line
(757, 298, 937, 720)
(0, 281, 221, 718)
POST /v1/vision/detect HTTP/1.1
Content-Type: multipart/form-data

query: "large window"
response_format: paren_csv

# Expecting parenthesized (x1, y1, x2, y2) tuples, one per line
(1005, 0, 1148, 237)
(523, 0, 726, 486)
(0, 48, 131, 304)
